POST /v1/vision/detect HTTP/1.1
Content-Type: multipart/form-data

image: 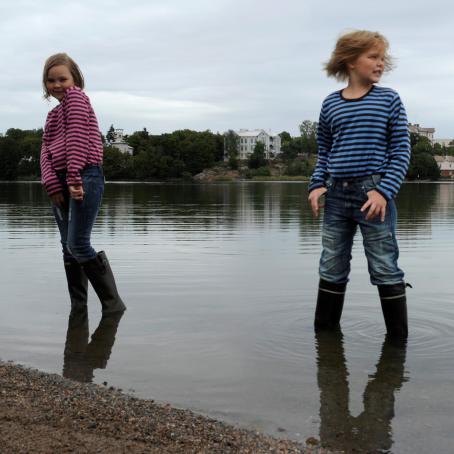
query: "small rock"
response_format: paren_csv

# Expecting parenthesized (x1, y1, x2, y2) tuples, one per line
(305, 436, 320, 446)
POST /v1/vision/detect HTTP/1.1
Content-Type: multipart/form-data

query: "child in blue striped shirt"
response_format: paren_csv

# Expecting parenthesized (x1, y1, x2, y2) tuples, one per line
(308, 30, 411, 338)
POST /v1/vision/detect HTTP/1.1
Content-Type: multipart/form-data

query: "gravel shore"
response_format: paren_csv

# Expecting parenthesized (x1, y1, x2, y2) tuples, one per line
(0, 361, 327, 453)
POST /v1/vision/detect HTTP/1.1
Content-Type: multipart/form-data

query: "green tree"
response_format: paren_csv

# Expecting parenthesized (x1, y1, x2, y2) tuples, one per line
(406, 133, 439, 180)
(106, 125, 115, 144)
(2, 129, 43, 179)
(5, 128, 29, 142)
(299, 120, 318, 155)
(213, 133, 226, 162)
(0, 137, 21, 180)
(407, 152, 440, 180)
(17, 135, 42, 177)
(299, 120, 317, 138)
(179, 130, 217, 174)
(224, 130, 239, 169)
(280, 136, 305, 161)
(103, 146, 134, 180)
(133, 146, 185, 180)
(248, 141, 267, 169)
(160, 129, 216, 175)
(127, 128, 150, 156)
(412, 137, 433, 155)
(279, 131, 295, 160)
(410, 132, 421, 148)
(433, 143, 444, 155)
(279, 131, 292, 143)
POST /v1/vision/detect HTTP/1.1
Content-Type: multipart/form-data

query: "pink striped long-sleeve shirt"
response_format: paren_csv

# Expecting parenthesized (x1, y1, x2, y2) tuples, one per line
(40, 86, 103, 196)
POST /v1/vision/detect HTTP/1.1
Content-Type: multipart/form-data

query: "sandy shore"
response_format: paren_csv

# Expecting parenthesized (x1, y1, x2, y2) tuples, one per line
(0, 361, 327, 453)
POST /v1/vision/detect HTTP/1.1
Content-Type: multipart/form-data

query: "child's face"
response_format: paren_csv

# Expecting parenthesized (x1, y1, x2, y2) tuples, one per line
(348, 44, 385, 85)
(46, 65, 75, 101)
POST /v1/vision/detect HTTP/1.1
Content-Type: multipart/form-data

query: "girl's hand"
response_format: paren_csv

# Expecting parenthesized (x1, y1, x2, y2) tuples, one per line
(50, 192, 65, 206)
(361, 190, 387, 221)
(69, 185, 84, 201)
(308, 187, 328, 217)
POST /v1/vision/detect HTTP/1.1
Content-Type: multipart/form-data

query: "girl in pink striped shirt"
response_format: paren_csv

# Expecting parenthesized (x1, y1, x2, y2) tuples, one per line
(41, 53, 126, 317)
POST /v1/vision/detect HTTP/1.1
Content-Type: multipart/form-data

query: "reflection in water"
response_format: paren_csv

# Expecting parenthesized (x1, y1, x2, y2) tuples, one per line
(63, 309, 123, 383)
(315, 331, 408, 453)
(0, 182, 448, 243)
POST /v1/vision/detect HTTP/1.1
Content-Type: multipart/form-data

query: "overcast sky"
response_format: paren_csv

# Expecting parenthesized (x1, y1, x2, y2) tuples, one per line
(1, 0, 453, 137)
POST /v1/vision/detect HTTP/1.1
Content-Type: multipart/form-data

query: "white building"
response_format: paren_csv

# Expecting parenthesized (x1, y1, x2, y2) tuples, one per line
(226, 129, 281, 160)
(434, 155, 454, 178)
(111, 129, 133, 155)
(433, 138, 454, 147)
(408, 123, 435, 143)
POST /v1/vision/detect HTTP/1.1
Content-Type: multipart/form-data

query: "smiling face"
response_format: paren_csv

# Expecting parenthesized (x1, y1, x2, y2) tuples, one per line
(46, 65, 75, 101)
(348, 43, 386, 86)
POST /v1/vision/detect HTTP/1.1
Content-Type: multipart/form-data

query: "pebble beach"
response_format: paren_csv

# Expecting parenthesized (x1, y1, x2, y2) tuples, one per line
(0, 361, 328, 453)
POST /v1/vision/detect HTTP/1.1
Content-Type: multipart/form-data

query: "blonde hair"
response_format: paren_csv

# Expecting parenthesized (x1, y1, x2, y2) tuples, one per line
(324, 30, 393, 81)
(42, 53, 84, 99)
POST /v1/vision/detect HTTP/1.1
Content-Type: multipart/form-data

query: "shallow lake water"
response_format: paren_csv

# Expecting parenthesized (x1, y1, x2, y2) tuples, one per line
(1, 181, 454, 453)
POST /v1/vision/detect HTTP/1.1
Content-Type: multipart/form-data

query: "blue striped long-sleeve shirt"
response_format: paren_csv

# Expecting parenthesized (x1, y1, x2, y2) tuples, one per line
(309, 85, 411, 200)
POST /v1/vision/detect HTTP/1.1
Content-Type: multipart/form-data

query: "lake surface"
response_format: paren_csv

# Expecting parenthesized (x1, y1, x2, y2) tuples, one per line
(1, 181, 454, 453)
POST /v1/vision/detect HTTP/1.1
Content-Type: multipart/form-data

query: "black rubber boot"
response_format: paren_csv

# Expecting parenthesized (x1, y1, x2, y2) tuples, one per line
(314, 279, 347, 331)
(63, 306, 90, 382)
(86, 312, 124, 369)
(378, 283, 408, 339)
(81, 251, 126, 315)
(64, 258, 88, 313)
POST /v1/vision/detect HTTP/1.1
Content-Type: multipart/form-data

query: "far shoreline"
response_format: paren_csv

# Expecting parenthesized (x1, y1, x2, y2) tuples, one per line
(3, 178, 453, 185)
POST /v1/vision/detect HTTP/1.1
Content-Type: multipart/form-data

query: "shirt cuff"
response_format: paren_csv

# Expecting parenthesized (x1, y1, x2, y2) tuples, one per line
(375, 185, 393, 201)
(66, 171, 82, 187)
(45, 181, 64, 196)
(308, 182, 326, 193)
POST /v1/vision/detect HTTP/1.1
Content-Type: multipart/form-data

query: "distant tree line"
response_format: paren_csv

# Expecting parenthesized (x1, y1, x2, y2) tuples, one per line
(0, 123, 318, 181)
(0, 127, 225, 181)
(0, 124, 448, 181)
(103, 128, 224, 180)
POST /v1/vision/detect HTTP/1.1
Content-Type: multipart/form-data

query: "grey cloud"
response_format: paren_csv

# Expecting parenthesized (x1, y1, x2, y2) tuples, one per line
(1, 0, 453, 137)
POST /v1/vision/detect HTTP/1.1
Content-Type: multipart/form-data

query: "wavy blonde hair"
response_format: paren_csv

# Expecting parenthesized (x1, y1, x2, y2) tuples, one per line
(42, 53, 84, 99)
(324, 30, 393, 81)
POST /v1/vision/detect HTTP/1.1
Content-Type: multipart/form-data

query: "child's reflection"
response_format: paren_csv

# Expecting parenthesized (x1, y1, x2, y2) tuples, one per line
(315, 331, 407, 452)
(63, 309, 124, 382)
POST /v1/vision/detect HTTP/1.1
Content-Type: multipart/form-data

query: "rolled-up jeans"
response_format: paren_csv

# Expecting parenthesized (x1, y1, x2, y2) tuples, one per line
(52, 165, 104, 262)
(319, 174, 404, 286)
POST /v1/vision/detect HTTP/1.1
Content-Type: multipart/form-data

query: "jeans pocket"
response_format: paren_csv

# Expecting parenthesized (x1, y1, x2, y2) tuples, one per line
(82, 172, 104, 204)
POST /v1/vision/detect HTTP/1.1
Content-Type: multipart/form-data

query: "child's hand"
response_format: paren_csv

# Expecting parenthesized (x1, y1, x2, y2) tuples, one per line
(308, 187, 328, 217)
(69, 185, 84, 201)
(361, 190, 387, 221)
(50, 192, 65, 207)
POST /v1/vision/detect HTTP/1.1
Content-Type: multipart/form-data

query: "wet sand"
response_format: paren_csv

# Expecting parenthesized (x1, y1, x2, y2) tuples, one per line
(0, 361, 327, 453)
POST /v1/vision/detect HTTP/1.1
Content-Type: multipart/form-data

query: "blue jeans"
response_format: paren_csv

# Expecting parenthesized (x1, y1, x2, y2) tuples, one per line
(319, 175, 404, 286)
(52, 165, 104, 262)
